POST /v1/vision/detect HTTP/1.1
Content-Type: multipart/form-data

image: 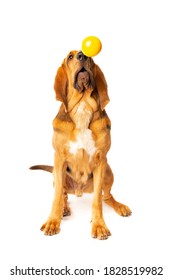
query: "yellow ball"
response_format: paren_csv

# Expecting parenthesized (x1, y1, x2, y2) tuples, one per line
(82, 36, 102, 57)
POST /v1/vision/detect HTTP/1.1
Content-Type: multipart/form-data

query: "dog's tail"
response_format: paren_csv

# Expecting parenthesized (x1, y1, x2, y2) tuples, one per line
(29, 165, 53, 173)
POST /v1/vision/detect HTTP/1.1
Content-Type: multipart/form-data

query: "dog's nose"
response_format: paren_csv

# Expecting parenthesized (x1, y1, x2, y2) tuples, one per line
(77, 51, 87, 61)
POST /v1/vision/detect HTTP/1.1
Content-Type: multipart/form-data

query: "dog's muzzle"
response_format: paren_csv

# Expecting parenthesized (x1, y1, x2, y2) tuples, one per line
(74, 67, 91, 92)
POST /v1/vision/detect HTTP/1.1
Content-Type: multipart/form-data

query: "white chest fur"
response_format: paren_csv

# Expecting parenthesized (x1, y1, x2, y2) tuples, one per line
(69, 102, 96, 158)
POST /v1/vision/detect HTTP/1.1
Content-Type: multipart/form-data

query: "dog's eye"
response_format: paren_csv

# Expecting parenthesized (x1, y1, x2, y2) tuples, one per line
(68, 54, 73, 60)
(66, 165, 71, 173)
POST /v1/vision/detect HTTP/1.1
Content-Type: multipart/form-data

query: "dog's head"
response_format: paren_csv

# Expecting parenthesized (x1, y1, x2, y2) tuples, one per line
(54, 50, 110, 112)
(66, 50, 95, 92)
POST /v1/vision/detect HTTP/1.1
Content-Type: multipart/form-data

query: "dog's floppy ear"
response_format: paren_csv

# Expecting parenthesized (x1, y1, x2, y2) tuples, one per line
(95, 64, 110, 110)
(54, 64, 68, 112)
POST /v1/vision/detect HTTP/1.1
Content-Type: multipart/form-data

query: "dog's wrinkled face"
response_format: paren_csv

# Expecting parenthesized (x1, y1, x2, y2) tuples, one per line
(64, 50, 95, 92)
(54, 50, 110, 112)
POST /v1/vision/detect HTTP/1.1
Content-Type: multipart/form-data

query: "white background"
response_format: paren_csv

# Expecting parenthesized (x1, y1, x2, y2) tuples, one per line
(0, 0, 173, 279)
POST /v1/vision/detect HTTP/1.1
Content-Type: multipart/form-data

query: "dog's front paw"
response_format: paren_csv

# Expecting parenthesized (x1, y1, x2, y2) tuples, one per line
(40, 218, 61, 236)
(91, 222, 111, 240)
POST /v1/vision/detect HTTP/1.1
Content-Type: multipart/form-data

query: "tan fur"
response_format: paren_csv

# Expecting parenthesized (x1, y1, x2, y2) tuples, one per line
(31, 51, 131, 239)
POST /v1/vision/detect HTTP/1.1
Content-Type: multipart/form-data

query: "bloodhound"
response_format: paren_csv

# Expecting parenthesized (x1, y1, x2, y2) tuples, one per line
(30, 50, 131, 240)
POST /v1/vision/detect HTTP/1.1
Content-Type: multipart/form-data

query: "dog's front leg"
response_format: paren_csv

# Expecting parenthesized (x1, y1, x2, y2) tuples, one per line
(40, 153, 65, 236)
(91, 159, 111, 240)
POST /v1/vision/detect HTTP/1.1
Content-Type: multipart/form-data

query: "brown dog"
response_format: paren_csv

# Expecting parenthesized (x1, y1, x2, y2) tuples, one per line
(30, 50, 131, 240)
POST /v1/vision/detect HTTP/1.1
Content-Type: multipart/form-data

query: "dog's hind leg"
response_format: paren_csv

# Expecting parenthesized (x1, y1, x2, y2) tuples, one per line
(102, 164, 132, 217)
(63, 189, 71, 217)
